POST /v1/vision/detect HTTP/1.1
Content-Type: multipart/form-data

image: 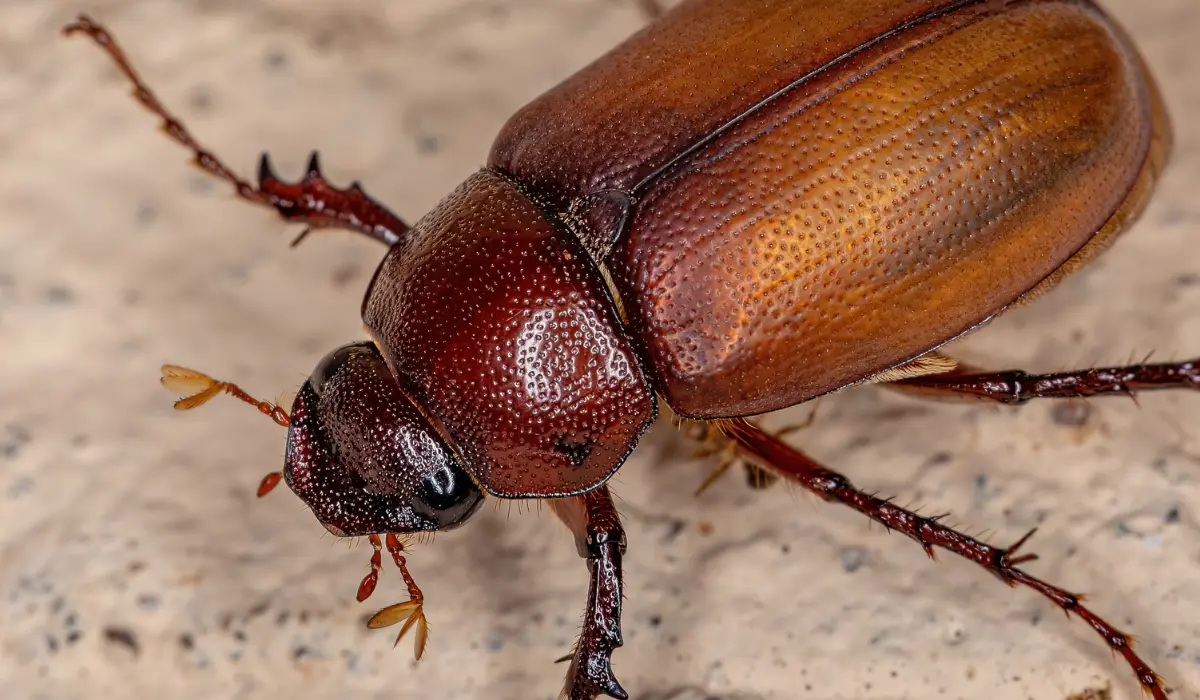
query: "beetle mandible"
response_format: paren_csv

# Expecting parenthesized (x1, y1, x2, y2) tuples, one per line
(64, 0, 1184, 697)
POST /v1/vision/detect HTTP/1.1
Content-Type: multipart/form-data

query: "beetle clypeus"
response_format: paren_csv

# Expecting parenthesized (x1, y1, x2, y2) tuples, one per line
(66, 0, 1186, 697)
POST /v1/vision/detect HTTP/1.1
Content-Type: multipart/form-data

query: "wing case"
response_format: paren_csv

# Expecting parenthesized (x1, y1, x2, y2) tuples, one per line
(491, 0, 1169, 418)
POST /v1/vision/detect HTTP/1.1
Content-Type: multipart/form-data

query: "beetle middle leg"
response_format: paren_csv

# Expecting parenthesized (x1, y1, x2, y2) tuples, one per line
(675, 405, 820, 495)
(550, 485, 628, 700)
(715, 418, 1168, 700)
(62, 14, 408, 247)
(885, 356, 1200, 403)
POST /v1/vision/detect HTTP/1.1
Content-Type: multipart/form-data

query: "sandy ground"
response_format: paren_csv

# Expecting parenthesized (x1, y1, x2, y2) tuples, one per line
(2, 1, 1199, 699)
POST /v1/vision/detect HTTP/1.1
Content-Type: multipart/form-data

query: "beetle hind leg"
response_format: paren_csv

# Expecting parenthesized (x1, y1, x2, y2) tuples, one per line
(717, 418, 1169, 700)
(63, 14, 409, 247)
(885, 355, 1200, 403)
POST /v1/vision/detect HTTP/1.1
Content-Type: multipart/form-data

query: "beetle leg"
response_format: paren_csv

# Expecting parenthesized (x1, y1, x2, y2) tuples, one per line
(739, 402, 821, 491)
(364, 533, 429, 661)
(717, 418, 1168, 700)
(691, 440, 738, 496)
(693, 446, 782, 494)
(62, 15, 409, 247)
(886, 356, 1200, 404)
(687, 403, 819, 494)
(158, 365, 288, 496)
(742, 463, 779, 490)
(550, 486, 628, 700)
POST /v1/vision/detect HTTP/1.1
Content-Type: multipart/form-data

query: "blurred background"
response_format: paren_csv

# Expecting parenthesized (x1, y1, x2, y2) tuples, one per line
(1, 1, 1198, 698)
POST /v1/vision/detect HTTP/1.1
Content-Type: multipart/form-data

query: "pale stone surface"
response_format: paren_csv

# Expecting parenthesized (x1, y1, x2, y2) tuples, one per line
(2, 1, 1198, 699)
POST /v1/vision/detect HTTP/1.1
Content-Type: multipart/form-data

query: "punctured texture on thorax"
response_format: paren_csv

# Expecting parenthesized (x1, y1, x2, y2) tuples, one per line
(362, 170, 656, 497)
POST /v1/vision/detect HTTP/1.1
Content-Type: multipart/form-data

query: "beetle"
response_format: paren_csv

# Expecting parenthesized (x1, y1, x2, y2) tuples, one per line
(63, 0, 1187, 697)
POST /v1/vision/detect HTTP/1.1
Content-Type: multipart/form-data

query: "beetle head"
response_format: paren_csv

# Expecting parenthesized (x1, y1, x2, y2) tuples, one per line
(284, 341, 483, 537)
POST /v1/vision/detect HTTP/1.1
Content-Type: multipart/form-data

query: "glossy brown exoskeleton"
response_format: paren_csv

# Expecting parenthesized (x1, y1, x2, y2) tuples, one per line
(67, 0, 1188, 697)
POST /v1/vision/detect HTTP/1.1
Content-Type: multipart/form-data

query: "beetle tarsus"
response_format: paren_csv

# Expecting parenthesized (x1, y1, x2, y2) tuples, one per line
(719, 418, 1168, 700)
(64, 14, 409, 248)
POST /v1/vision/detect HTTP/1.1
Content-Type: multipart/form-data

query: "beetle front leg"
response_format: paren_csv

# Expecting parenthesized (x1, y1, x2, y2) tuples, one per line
(551, 485, 628, 700)
(716, 418, 1168, 700)
(885, 356, 1200, 404)
(63, 15, 408, 247)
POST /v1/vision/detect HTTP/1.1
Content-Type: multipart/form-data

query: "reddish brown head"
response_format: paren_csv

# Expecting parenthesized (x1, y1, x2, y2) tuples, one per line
(284, 341, 484, 536)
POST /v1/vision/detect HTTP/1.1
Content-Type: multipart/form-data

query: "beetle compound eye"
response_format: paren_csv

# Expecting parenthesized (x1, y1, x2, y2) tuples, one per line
(422, 465, 465, 509)
(411, 463, 483, 529)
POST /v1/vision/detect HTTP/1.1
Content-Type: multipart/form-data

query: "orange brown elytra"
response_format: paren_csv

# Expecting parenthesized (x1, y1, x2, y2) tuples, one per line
(62, 0, 1189, 698)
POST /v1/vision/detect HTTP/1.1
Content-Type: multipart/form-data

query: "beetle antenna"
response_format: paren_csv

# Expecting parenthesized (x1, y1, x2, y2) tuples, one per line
(159, 365, 289, 497)
(364, 533, 429, 660)
(160, 365, 290, 426)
